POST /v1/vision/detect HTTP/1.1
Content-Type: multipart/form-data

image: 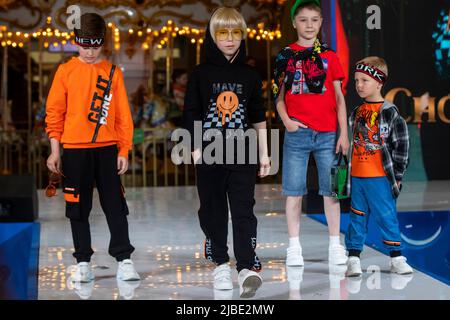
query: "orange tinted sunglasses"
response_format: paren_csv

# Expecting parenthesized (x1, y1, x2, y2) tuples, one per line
(45, 172, 66, 197)
(215, 28, 244, 41)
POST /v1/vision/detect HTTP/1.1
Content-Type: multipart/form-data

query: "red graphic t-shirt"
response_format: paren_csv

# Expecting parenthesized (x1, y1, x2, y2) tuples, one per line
(351, 102, 386, 177)
(284, 43, 345, 132)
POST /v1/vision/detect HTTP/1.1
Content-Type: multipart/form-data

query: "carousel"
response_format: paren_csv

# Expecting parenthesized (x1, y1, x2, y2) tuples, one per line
(0, 0, 287, 188)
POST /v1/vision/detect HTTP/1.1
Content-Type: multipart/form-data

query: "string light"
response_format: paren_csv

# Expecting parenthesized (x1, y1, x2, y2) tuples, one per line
(0, 21, 281, 49)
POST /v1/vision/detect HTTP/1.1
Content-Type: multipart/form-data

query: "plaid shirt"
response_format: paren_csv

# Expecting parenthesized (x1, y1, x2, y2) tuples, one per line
(347, 100, 410, 198)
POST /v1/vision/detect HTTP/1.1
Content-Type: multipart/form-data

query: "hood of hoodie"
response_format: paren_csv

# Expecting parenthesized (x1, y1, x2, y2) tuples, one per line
(204, 23, 247, 67)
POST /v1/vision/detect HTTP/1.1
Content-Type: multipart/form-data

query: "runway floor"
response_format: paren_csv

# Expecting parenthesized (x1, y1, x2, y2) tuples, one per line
(37, 182, 450, 300)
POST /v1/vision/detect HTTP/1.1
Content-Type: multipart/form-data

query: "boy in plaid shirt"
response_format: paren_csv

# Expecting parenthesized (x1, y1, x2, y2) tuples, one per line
(345, 56, 413, 276)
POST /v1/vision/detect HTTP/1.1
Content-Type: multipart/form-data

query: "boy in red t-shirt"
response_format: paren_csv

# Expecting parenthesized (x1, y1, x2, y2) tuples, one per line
(273, 0, 349, 267)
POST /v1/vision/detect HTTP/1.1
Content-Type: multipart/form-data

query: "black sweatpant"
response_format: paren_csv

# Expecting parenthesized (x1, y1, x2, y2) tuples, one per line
(62, 145, 135, 263)
(196, 164, 261, 272)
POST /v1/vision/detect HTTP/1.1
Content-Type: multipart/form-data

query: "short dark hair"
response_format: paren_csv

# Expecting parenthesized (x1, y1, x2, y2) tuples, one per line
(74, 13, 106, 39)
(172, 69, 187, 83)
(293, 3, 322, 19)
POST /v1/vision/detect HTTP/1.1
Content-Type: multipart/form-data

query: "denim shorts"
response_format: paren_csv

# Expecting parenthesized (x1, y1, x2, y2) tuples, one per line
(282, 128, 337, 197)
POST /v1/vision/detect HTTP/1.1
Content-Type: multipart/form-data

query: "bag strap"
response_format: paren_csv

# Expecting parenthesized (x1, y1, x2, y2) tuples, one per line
(91, 64, 116, 143)
(336, 152, 349, 166)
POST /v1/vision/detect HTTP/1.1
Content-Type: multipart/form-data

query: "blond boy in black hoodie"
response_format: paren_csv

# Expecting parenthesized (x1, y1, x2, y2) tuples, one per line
(183, 7, 270, 298)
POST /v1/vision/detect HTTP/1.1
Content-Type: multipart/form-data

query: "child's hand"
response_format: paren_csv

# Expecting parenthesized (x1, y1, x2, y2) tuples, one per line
(117, 156, 128, 175)
(259, 155, 271, 178)
(46, 152, 61, 174)
(335, 135, 350, 154)
(284, 118, 307, 132)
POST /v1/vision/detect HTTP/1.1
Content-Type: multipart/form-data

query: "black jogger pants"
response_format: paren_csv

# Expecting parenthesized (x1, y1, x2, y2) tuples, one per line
(62, 145, 134, 263)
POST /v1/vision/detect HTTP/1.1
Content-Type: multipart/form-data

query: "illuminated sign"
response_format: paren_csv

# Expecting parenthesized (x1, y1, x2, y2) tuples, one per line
(386, 88, 450, 124)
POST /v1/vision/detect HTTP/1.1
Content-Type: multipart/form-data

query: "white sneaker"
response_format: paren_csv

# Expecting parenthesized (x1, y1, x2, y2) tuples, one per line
(329, 244, 348, 265)
(117, 278, 141, 300)
(347, 277, 362, 294)
(329, 263, 347, 289)
(391, 273, 414, 290)
(238, 269, 262, 299)
(66, 273, 94, 299)
(286, 266, 304, 290)
(347, 256, 362, 277)
(68, 262, 95, 283)
(213, 264, 233, 290)
(390, 256, 413, 275)
(117, 259, 141, 281)
(73, 281, 94, 300)
(286, 246, 304, 266)
(214, 288, 234, 300)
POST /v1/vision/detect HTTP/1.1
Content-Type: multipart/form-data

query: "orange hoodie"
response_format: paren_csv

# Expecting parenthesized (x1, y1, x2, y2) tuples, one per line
(45, 57, 133, 157)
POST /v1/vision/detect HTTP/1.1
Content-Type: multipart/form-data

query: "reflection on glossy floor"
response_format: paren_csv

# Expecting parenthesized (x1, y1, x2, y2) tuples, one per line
(38, 184, 450, 300)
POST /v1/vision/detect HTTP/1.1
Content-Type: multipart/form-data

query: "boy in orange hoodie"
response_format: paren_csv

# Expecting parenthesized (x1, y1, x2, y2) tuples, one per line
(45, 13, 140, 283)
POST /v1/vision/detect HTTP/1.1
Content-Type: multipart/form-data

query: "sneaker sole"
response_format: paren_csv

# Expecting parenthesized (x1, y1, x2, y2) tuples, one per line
(391, 269, 413, 275)
(240, 275, 262, 299)
(214, 285, 233, 290)
(118, 275, 141, 281)
(347, 271, 362, 277)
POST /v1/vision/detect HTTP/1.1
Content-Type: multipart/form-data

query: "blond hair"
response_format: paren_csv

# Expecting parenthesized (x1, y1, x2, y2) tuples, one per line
(356, 56, 388, 77)
(209, 7, 247, 42)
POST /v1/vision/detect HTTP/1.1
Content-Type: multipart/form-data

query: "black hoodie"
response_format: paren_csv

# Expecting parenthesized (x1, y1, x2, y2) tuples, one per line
(183, 24, 267, 165)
